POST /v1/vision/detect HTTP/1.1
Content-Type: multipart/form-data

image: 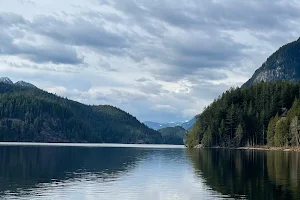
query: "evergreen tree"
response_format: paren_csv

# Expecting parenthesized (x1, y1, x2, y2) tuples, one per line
(235, 124, 243, 147)
(267, 115, 277, 146)
(202, 127, 213, 147)
(274, 119, 289, 147)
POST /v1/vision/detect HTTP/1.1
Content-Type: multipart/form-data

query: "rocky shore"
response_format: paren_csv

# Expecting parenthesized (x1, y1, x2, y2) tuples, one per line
(192, 145, 300, 152)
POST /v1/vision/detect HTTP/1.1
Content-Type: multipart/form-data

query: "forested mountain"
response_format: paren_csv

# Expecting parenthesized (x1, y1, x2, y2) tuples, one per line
(158, 126, 186, 145)
(185, 81, 300, 148)
(244, 38, 300, 87)
(186, 38, 300, 148)
(0, 83, 162, 144)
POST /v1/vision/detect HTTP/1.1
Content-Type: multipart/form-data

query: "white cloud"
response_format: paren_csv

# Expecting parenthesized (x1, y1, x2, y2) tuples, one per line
(1, 0, 300, 122)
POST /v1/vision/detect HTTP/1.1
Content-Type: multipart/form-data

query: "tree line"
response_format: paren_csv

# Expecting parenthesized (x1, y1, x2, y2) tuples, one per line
(186, 81, 300, 148)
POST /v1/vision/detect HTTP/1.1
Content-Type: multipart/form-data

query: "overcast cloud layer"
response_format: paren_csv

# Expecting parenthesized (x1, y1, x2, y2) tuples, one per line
(1, 0, 300, 123)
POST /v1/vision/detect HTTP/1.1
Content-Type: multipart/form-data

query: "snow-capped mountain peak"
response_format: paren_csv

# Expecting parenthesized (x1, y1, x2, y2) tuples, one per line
(144, 117, 196, 130)
(15, 81, 36, 88)
(0, 77, 36, 88)
(0, 77, 13, 84)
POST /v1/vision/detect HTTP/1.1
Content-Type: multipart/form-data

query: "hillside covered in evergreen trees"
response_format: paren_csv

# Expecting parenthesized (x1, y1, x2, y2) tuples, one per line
(0, 83, 163, 144)
(186, 38, 300, 148)
(186, 81, 300, 148)
(158, 126, 186, 145)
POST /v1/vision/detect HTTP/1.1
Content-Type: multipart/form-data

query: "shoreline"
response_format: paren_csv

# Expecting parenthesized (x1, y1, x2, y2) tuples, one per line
(237, 146, 300, 152)
(0, 142, 184, 148)
(193, 145, 300, 152)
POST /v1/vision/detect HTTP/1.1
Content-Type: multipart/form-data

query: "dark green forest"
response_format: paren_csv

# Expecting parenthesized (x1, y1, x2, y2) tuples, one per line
(0, 83, 163, 144)
(158, 126, 186, 145)
(186, 81, 300, 148)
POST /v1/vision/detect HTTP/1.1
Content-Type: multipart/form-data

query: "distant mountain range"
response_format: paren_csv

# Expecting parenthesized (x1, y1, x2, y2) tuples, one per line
(144, 117, 196, 130)
(0, 77, 36, 88)
(181, 118, 196, 129)
(244, 38, 300, 87)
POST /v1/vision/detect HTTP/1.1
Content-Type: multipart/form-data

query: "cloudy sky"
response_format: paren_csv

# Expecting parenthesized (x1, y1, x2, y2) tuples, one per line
(1, 0, 300, 123)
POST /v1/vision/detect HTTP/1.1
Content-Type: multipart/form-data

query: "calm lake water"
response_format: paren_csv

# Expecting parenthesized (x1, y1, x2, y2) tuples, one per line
(0, 144, 299, 200)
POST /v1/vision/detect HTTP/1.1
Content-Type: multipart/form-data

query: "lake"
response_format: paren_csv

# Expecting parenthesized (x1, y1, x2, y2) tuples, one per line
(0, 144, 299, 200)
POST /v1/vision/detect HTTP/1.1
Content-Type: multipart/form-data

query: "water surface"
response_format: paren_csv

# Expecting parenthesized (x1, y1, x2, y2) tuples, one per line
(0, 144, 299, 200)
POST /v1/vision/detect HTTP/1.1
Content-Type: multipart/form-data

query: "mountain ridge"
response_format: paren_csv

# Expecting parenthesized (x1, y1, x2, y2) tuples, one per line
(243, 38, 300, 87)
(144, 117, 195, 130)
(0, 77, 13, 84)
(186, 37, 300, 148)
(0, 77, 36, 88)
(15, 81, 36, 88)
(0, 81, 163, 144)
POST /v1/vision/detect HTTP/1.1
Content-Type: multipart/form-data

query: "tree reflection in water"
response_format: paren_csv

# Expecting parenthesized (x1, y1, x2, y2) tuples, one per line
(186, 149, 300, 200)
(0, 146, 147, 194)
